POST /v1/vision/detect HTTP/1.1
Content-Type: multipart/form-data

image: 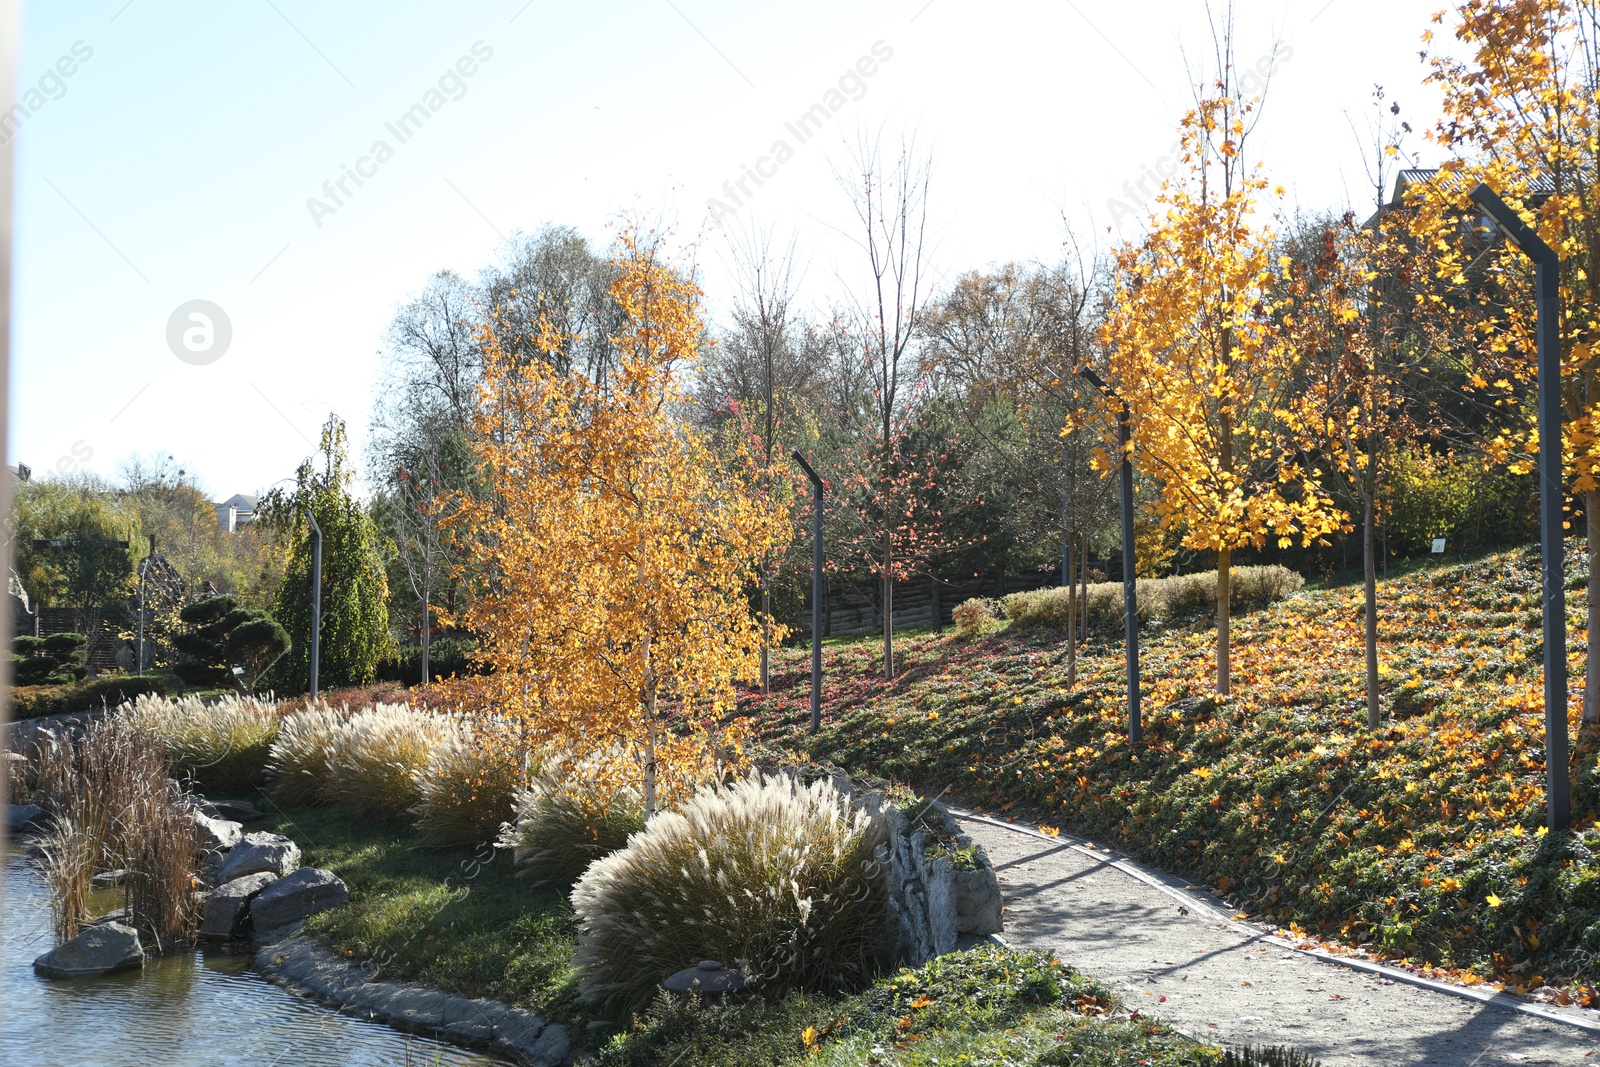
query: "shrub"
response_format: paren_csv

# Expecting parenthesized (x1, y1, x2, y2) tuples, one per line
(413, 714, 531, 847)
(951, 597, 1001, 639)
(1000, 565, 1305, 633)
(265, 702, 350, 805)
(12, 632, 87, 685)
(121, 692, 282, 791)
(500, 752, 647, 886)
(8, 674, 168, 720)
(172, 595, 291, 693)
(377, 635, 489, 686)
(571, 773, 888, 1018)
(323, 703, 463, 822)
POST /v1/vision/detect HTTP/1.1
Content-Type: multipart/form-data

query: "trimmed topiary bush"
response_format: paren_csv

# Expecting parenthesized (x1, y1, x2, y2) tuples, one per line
(571, 773, 888, 1018)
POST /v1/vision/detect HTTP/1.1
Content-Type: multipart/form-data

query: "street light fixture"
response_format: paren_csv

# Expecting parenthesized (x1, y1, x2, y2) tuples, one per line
(1468, 182, 1569, 832)
(1076, 366, 1141, 744)
(305, 510, 323, 697)
(792, 450, 825, 734)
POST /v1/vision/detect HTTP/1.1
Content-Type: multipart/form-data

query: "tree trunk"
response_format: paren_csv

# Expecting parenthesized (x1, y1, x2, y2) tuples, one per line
(420, 569, 431, 688)
(882, 561, 895, 680)
(1066, 536, 1077, 688)
(642, 679, 658, 819)
(1364, 481, 1380, 729)
(760, 569, 771, 694)
(1080, 544, 1089, 637)
(1588, 489, 1600, 723)
(1217, 547, 1231, 696)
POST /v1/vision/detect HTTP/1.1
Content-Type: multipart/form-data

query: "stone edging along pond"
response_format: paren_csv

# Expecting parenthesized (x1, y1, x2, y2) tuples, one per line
(252, 931, 572, 1067)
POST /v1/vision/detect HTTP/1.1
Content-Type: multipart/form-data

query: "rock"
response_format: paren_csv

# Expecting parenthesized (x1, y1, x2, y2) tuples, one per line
(954, 865, 1004, 935)
(91, 869, 127, 890)
(200, 872, 279, 940)
(217, 832, 300, 882)
(210, 799, 266, 823)
(189, 809, 243, 852)
(7, 802, 48, 835)
(249, 867, 348, 932)
(33, 921, 144, 978)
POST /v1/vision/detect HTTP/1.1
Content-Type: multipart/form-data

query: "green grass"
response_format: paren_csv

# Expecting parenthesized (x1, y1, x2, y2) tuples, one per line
(595, 945, 1228, 1067)
(245, 798, 583, 1018)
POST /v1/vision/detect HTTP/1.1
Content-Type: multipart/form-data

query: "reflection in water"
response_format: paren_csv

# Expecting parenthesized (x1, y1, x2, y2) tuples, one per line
(1, 853, 505, 1067)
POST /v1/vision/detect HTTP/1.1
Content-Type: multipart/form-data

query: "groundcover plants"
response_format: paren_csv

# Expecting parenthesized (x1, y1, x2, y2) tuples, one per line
(743, 545, 1600, 1001)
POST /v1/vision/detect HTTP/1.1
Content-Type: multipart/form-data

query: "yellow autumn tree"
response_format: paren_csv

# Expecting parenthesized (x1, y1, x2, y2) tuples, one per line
(452, 230, 792, 815)
(1410, 0, 1600, 723)
(1097, 77, 1345, 697)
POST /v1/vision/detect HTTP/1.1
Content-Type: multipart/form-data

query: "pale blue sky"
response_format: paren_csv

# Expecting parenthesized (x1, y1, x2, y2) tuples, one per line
(12, 0, 1447, 498)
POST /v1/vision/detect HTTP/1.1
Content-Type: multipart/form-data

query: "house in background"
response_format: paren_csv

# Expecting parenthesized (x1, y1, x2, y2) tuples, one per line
(214, 492, 259, 533)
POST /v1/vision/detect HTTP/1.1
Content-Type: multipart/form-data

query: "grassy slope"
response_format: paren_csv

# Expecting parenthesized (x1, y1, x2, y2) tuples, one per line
(744, 544, 1600, 999)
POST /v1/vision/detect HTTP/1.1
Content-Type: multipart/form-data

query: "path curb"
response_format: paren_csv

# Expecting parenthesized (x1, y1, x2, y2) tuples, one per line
(952, 807, 1600, 1037)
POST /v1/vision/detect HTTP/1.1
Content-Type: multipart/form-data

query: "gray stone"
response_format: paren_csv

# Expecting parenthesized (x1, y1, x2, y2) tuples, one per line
(249, 867, 348, 932)
(33, 920, 144, 978)
(954, 865, 1004, 935)
(91, 868, 127, 890)
(200, 871, 279, 940)
(7, 802, 47, 835)
(189, 809, 243, 852)
(217, 832, 300, 882)
(210, 799, 265, 823)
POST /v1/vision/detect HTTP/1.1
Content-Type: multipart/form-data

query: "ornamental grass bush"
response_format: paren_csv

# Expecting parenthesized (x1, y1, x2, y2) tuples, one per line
(323, 703, 464, 822)
(500, 754, 647, 887)
(412, 714, 531, 847)
(571, 773, 888, 1018)
(998, 564, 1304, 633)
(121, 692, 281, 791)
(264, 701, 350, 805)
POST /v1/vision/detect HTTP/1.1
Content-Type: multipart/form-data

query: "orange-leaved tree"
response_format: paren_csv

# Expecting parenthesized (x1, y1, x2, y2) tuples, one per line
(1412, 0, 1600, 722)
(451, 230, 792, 815)
(1097, 78, 1345, 697)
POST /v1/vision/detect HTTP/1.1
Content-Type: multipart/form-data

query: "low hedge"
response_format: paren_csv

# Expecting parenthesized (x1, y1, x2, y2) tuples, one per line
(7, 674, 169, 719)
(998, 564, 1304, 633)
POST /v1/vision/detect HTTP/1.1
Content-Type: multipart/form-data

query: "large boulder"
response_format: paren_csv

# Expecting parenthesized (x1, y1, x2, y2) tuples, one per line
(217, 832, 300, 882)
(7, 802, 48, 835)
(189, 809, 243, 852)
(249, 867, 348, 933)
(33, 921, 144, 978)
(200, 872, 279, 940)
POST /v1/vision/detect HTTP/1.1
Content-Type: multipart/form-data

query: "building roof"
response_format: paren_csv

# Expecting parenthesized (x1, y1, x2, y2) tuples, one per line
(217, 492, 259, 513)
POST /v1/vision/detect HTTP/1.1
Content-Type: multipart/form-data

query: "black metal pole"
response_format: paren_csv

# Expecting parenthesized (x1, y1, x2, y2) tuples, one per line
(306, 510, 323, 697)
(1119, 409, 1141, 744)
(1076, 366, 1141, 744)
(793, 451, 825, 734)
(1470, 183, 1568, 831)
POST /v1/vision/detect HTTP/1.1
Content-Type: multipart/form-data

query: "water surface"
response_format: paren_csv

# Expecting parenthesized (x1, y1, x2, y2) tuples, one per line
(1, 852, 505, 1067)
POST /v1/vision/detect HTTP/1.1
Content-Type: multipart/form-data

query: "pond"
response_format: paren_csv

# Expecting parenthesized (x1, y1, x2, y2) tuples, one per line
(0, 851, 506, 1067)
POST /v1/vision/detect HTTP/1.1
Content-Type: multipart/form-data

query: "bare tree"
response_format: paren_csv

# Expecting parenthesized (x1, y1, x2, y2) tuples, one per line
(834, 128, 936, 680)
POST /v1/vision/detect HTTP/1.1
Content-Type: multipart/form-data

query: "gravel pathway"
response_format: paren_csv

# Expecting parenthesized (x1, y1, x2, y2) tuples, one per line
(955, 810, 1600, 1067)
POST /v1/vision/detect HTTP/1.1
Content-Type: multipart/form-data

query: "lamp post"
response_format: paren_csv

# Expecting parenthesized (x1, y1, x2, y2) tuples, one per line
(1076, 366, 1141, 744)
(792, 450, 825, 734)
(136, 535, 155, 676)
(305, 510, 323, 697)
(1469, 182, 1569, 831)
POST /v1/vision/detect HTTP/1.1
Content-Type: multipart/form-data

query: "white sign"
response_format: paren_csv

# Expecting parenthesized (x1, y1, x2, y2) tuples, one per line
(1431, 538, 1446, 555)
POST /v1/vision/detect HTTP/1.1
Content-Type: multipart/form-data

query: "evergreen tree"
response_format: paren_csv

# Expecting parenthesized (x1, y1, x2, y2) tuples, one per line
(261, 416, 394, 691)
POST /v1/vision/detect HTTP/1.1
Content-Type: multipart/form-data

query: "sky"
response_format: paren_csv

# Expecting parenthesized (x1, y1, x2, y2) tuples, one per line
(9, 0, 1453, 500)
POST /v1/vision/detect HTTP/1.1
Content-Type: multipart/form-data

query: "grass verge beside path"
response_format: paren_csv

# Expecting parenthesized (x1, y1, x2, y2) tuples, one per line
(744, 544, 1600, 1003)
(246, 801, 583, 1019)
